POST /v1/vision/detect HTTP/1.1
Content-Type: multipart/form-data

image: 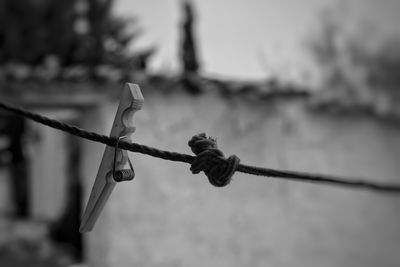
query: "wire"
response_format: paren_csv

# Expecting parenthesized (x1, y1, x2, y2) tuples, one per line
(1, 101, 399, 194)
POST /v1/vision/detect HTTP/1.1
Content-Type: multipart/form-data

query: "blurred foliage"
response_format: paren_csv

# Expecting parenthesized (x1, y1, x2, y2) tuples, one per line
(308, 6, 400, 115)
(0, 0, 154, 83)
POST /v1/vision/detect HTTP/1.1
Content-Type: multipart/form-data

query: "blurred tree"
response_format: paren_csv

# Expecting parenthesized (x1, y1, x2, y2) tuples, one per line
(308, 6, 400, 114)
(0, 0, 154, 82)
(307, 8, 351, 93)
(179, 0, 202, 94)
(180, 0, 200, 73)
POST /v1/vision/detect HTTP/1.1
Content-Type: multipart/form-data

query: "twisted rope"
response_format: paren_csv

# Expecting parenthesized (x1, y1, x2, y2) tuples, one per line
(1, 101, 400, 194)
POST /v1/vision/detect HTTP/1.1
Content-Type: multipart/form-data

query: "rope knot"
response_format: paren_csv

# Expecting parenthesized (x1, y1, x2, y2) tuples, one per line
(188, 133, 240, 187)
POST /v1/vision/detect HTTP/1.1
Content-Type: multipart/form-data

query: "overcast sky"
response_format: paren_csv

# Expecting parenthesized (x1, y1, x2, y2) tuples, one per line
(114, 0, 400, 83)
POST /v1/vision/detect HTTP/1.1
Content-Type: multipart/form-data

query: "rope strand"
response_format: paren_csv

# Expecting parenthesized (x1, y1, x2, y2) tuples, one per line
(1, 101, 400, 194)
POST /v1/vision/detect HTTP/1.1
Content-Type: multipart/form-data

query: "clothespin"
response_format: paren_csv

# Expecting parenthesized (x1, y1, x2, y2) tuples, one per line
(80, 83, 144, 232)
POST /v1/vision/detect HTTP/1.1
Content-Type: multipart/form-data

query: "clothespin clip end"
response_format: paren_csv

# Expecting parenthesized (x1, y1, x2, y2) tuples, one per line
(79, 83, 144, 233)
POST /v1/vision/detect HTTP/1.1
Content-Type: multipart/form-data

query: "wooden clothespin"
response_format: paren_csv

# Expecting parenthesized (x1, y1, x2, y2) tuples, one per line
(80, 83, 144, 232)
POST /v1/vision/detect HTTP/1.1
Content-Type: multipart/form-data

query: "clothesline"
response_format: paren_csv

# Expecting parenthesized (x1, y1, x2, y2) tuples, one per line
(0, 101, 399, 194)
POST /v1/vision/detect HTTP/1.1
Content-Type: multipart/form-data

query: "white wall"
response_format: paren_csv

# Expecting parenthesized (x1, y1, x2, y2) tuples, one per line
(82, 91, 400, 267)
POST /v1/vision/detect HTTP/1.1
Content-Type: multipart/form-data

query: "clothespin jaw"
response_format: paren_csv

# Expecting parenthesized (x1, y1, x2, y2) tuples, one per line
(80, 83, 144, 233)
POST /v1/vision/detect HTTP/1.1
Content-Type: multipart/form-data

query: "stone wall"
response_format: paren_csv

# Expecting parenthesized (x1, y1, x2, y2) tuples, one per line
(81, 90, 400, 267)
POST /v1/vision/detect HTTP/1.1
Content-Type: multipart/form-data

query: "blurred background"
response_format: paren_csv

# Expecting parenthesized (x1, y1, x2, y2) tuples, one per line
(0, 0, 400, 266)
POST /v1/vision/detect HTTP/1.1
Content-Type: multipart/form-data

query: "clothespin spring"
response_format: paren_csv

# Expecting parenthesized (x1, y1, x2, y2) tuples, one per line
(113, 136, 135, 182)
